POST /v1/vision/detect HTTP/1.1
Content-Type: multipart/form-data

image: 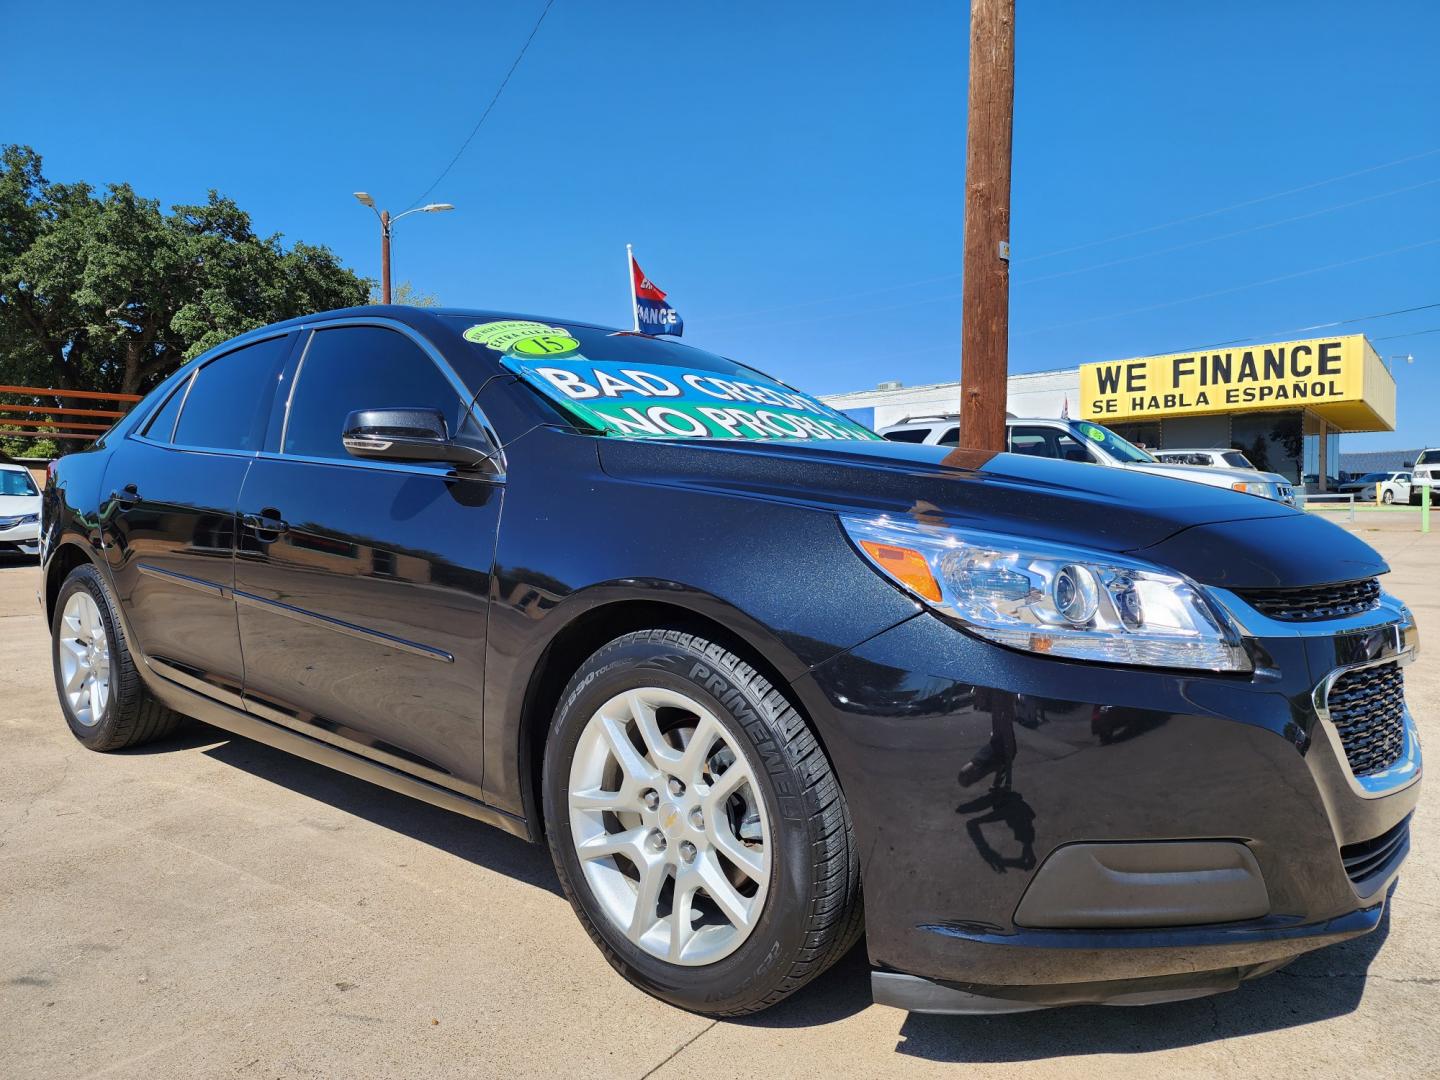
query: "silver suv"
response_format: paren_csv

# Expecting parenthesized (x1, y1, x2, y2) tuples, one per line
(879, 416, 1304, 507)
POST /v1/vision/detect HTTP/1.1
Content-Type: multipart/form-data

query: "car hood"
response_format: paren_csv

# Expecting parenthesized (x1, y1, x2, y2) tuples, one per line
(595, 437, 1380, 586)
(1124, 461, 1292, 489)
(0, 493, 40, 516)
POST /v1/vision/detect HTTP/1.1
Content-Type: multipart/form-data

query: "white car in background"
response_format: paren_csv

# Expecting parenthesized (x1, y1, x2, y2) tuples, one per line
(1339, 471, 1414, 505)
(0, 463, 42, 558)
(878, 416, 1304, 507)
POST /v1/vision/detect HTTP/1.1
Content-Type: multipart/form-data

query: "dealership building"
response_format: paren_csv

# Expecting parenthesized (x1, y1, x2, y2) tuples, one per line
(822, 334, 1397, 489)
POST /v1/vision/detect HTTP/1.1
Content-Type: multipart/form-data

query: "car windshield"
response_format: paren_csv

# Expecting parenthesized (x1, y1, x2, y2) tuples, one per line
(1070, 421, 1154, 463)
(0, 470, 38, 496)
(1358, 472, 1388, 483)
(446, 317, 879, 444)
(1417, 449, 1440, 467)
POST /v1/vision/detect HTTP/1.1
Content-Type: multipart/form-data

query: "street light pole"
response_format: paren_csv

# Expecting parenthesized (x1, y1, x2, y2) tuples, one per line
(353, 193, 455, 305)
(380, 208, 392, 304)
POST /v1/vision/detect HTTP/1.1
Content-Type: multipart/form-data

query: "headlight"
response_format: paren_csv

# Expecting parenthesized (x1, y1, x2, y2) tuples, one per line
(843, 516, 1250, 672)
(1231, 481, 1271, 497)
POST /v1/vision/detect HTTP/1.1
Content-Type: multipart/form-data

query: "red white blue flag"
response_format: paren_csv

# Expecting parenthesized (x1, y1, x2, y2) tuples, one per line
(628, 247, 684, 337)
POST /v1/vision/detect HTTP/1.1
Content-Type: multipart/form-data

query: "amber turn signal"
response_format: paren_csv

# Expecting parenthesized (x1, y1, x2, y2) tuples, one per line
(858, 540, 942, 602)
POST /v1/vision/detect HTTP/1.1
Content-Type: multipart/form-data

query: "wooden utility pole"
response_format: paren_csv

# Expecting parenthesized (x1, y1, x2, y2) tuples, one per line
(959, 0, 1016, 452)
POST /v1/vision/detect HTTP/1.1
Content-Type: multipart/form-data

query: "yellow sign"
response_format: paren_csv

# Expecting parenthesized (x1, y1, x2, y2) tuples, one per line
(1079, 334, 1396, 433)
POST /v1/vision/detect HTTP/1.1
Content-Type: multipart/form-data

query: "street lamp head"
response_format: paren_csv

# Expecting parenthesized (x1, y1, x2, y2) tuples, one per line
(423, 203, 455, 212)
(353, 192, 376, 208)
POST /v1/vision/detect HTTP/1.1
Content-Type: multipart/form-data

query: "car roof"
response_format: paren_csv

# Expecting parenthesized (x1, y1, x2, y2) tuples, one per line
(0, 462, 28, 472)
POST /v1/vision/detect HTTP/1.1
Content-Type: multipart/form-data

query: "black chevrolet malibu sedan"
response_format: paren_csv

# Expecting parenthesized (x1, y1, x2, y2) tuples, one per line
(41, 306, 1421, 1016)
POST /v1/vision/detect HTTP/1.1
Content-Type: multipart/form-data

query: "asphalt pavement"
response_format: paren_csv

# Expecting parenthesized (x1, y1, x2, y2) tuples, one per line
(1, 523, 1437, 1079)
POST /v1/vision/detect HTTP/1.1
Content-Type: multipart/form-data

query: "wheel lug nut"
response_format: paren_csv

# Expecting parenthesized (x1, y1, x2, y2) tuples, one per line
(647, 829, 666, 852)
(679, 841, 697, 863)
(642, 790, 659, 810)
(667, 778, 685, 797)
(689, 808, 704, 829)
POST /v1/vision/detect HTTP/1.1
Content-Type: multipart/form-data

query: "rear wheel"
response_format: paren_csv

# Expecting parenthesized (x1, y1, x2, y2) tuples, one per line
(543, 630, 862, 1016)
(51, 564, 184, 751)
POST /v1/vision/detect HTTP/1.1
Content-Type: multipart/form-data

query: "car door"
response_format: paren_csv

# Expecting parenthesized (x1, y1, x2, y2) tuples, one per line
(100, 332, 296, 705)
(233, 321, 501, 795)
(1395, 473, 1412, 500)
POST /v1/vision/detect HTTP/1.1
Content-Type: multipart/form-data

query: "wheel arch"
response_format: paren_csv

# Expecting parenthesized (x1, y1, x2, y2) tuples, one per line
(513, 593, 833, 841)
(43, 539, 104, 624)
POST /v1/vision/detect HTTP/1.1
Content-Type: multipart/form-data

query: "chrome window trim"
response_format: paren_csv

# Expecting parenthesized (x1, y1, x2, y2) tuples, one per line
(249, 448, 489, 482)
(127, 327, 295, 451)
(277, 325, 315, 453)
(281, 316, 507, 480)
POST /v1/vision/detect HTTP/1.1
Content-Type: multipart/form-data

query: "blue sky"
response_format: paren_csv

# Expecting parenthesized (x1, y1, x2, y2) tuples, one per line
(5, 1, 1439, 449)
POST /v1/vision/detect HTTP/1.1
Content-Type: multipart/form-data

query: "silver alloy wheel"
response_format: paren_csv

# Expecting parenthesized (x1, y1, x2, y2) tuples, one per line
(568, 687, 772, 966)
(59, 591, 111, 728)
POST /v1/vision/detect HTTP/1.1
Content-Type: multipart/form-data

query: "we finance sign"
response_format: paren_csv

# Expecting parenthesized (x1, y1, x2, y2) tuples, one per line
(1079, 334, 1377, 423)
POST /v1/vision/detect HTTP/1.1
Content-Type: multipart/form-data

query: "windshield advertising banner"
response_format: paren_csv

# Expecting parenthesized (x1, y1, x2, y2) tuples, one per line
(463, 320, 879, 442)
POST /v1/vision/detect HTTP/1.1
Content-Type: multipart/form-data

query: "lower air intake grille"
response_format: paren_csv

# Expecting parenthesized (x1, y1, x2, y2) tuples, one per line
(1240, 577, 1381, 621)
(1327, 662, 1406, 777)
(1340, 815, 1410, 890)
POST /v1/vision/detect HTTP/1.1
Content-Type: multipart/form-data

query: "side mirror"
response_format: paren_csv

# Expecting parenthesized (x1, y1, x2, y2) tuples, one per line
(342, 407, 494, 471)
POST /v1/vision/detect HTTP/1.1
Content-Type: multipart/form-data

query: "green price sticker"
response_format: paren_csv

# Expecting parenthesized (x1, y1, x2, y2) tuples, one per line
(1079, 423, 1106, 443)
(464, 320, 580, 358)
(510, 332, 581, 359)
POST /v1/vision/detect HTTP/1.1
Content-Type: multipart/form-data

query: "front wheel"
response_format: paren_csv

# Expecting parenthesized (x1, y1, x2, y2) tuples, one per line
(1382, 490, 1395, 504)
(543, 630, 862, 1016)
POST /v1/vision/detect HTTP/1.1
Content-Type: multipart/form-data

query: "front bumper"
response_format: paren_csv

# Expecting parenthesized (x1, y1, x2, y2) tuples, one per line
(0, 520, 40, 556)
(797, 596, 1420, 1012)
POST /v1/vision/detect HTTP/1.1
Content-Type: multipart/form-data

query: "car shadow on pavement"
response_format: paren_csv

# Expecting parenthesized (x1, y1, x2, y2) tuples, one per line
(128, 721, 564, 898)
(890, 902, 1393, 1062)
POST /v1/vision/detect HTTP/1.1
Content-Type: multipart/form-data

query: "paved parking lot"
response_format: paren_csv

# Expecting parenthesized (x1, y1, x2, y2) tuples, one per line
(2, 524, 1438, 1079)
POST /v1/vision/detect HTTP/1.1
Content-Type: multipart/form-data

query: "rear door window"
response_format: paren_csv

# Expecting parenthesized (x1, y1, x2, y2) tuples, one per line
(173, 336, 293, 451)
(141, 373, 193, 443)
(1008, 427, 1056, 457)
(883, 428, 931, 444)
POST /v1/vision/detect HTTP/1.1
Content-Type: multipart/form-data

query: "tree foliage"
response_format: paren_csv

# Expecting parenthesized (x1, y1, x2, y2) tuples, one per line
(0, 144, 371, 402)
(372, 280, 440, 307)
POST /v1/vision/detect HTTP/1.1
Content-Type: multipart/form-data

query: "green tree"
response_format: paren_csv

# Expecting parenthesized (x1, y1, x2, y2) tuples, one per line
(371, 280, 439, 307)
(0, 145, 371, 453)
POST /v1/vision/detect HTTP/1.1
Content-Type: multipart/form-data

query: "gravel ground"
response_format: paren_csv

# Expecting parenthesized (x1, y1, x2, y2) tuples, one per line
(1, 523, 1436, 1079)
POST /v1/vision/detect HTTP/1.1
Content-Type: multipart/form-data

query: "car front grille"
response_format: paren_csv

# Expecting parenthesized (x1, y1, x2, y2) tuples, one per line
(1326, 662, 1407, 777)
(1340, 815, 1410, 889)
(1239, 577, 1381, 621)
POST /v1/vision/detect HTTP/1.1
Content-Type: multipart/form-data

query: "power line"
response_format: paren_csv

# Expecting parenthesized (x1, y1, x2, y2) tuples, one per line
(1373, 326, 1440, 342)
(704, 145, 1440, 327)
(1017, 237, 1440, 338)
(1204, 301, 1440, 347)
(1014, 146, 1440, 265)
(1015, 177, 1440, 287)
(404, 0, 556, 210)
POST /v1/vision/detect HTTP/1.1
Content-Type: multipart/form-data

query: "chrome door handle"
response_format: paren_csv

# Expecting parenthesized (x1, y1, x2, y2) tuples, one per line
(111, 484, 140, 506)
(243, 511, 289, 536)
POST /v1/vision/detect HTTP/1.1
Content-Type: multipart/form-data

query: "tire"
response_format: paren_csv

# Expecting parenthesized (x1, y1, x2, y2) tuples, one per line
(542, 630, 863, 1016)
(51, 564, 184, 751)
